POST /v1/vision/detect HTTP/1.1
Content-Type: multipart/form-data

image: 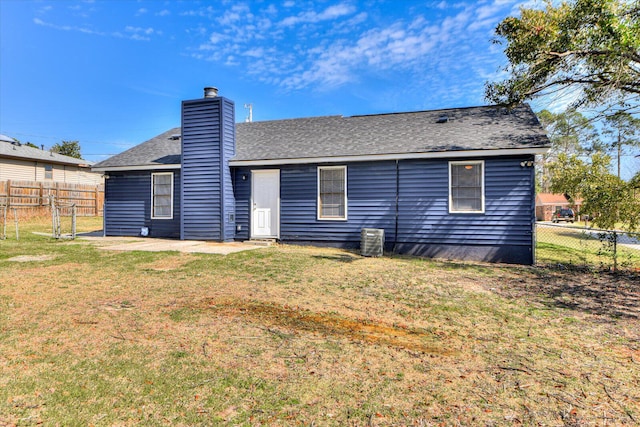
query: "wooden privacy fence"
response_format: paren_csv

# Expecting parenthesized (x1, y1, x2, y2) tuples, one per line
(0, 180, 104, 216)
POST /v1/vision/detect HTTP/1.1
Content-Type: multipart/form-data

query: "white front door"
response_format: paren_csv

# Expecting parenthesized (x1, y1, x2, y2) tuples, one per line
(251, 170, 280, 238)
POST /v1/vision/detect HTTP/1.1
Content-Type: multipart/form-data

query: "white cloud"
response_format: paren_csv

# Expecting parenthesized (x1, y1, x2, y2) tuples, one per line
(187, 0, 517, 100)
(243, 47, 265, 58)
(180, 6, 217, 18)
(34, 18, 157, 41)
(206, 32, 227, 45)
(279, 3, 356, 26)
(157, 9, 170, 17)
(37, 5, 53, 14)
(124, 26, 159, 40)
(264, 4, 278, 15)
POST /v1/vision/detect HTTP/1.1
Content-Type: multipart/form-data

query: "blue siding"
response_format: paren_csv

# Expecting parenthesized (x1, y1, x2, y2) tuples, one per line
(233, 161, 397, 245)
(104, 170, 180, 238)
(280, 162, 397, 243)
(233, 156, 535, 264)
(232, 169, 251, 241)
(221, 98, 236, 241)
(181, 97, 235, 241)
(395, 156, 534, 263)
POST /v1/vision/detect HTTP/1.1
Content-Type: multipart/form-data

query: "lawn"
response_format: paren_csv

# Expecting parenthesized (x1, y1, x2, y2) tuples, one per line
(1, 217, 639, 425)
(536, 223, 640, 270)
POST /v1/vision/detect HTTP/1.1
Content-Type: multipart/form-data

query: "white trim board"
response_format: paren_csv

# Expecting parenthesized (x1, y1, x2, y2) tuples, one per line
(93, 147, 550, 171)
(229, 147, 549, 167)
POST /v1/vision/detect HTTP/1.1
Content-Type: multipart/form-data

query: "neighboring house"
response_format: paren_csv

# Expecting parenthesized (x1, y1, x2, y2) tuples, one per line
(93, 89, 550, 264)
(0, 134, 102, 185)
(535, 193, 583, 221)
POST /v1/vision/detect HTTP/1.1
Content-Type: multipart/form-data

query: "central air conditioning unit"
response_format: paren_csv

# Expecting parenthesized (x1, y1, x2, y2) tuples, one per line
(361, 228, 384, 257)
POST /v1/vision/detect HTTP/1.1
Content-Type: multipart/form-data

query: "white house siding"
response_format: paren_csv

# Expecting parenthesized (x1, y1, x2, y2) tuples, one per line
(0, 158, 38, 181)
(78, 169, 103, 185)
(52, 164, 66, 182)
(0, 158, 103, 185)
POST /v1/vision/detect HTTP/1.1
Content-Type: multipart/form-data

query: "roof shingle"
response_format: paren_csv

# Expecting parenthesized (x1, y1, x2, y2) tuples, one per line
(93, 104, 550, 169)
(0, 139, 94, 166)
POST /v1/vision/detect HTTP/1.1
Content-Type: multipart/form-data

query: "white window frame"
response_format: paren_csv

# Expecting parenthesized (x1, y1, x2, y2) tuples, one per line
(317, 165, 348, 221)
(151, 172, 174, 219)
(448, 160, 485, 214)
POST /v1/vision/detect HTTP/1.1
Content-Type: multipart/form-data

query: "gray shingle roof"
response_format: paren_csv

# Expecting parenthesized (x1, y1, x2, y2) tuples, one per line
(93, 127, 182, 169)
(0, 139, 94, 166)
(92, 104, 549, 169)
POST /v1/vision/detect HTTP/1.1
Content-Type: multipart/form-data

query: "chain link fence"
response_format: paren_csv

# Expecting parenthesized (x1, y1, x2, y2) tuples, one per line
(536, 223, 640, 271)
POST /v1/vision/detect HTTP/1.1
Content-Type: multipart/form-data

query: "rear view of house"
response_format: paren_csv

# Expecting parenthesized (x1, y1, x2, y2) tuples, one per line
(93, 88, 550, 264)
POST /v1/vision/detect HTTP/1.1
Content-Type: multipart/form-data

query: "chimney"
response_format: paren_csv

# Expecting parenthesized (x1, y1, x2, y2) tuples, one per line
(181, 87, 236, 242)
(204, 87, 218, 98)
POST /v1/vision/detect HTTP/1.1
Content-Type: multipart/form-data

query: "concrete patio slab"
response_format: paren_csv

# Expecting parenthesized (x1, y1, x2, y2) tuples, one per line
(76, 234, 266, 255)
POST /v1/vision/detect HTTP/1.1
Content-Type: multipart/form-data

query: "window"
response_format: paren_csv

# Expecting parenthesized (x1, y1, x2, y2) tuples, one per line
(449, 161, 484, 213)
(318, 166, 347, 220)
(151, 172, 174, 219)
(44, 164, 53, 180)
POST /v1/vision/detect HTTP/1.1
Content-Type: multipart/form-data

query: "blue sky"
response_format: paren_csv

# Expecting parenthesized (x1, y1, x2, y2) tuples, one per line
(0, 0, 530, 163)
(4, 0, 604, 168)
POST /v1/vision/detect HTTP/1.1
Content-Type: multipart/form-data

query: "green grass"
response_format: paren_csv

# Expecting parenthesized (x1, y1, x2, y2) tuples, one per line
(536, 224, 640, 269)
(1, 217, 639, 425)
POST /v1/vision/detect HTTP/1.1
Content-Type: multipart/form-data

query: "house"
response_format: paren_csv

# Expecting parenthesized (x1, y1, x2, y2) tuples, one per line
(92, 88, 550, 264)
(535, 193, 583, 221)
(0, 134, 102, 185)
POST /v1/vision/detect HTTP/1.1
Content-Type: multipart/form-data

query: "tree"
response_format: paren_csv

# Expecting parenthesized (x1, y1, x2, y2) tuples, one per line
(537, 108, 600, 155)
(601, 112, 640, 178)
(24, 142, 39, 149)
(51, 140, 82, 159)
(486, 0, 640, 117)
(548, 152, 640, 230)
(536, 108, 600, 191)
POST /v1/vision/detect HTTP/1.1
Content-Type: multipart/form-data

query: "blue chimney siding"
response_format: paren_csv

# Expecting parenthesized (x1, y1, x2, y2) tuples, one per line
(103, 170, 181, 238)
(180, 96, 235, 241)
(221, 99, 237, 241)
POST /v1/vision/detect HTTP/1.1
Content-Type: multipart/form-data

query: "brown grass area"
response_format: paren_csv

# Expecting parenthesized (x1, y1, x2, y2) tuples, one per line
(198, 297, 454, 355)
(1, 240, 639, 425)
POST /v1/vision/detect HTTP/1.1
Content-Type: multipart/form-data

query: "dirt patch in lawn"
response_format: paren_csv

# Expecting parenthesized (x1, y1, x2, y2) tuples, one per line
(6, 254, 57, 262)
(199, 298, 454, 355)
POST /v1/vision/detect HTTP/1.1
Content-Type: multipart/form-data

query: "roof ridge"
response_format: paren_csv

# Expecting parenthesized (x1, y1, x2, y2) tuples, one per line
(348, 104, 515, 119)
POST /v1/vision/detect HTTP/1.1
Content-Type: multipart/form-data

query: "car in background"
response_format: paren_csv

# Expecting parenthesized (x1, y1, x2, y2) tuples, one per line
(552, 208, 575, 223)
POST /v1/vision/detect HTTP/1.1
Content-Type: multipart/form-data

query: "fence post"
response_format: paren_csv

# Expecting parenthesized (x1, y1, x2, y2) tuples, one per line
(13, 208, 19, 241)
(1, 200, 6, 240)
(613, 231, 618, 272)
(50, 195, 56, 238)
(72, 204, 77, 240)
(6, 180, 11, 208)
